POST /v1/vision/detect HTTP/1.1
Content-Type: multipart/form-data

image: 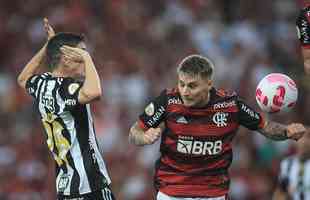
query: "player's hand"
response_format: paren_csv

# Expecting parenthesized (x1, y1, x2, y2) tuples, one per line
(43, 18, 55, 40)
(144, 127, 162, 144)
(60, 45, 87, 63)
(287, 123, 306, 140)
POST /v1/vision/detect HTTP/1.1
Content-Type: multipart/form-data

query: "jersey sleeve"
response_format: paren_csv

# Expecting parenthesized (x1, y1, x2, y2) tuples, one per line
(58, 78, 83, 110)
(236, 98, 265, 130)
(296, 8, 310, 48)
(138, 90, 168, 130)
(25, 74, 41, 99)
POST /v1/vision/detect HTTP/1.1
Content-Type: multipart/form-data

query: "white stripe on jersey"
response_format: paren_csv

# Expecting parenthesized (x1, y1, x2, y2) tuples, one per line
(35, 78, 43, 98)
(279, 157, 310, 200)
(56, 92, 91, 195)
(86, 105, 111, 185)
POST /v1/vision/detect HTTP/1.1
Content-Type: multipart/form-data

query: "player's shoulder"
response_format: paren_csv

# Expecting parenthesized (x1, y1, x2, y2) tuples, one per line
(214, 88, 238, 99)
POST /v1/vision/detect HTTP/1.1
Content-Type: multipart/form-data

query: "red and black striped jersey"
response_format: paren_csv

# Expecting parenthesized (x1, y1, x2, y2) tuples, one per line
(138, 87, 265, 198)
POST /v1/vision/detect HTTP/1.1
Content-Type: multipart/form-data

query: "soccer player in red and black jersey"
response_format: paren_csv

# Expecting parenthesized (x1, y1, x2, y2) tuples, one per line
(129, 55, 307, 200)
(296, 0, 310, 74)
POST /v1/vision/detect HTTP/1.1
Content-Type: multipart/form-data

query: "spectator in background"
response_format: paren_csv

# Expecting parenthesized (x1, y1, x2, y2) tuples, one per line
(16, 18, 115, 200)
(129, 54, 307, 200)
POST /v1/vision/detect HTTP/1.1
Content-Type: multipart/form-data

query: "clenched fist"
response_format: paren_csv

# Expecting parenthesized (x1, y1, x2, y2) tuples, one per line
(144, 127, 162, 144)
(287, 123, 307, 140)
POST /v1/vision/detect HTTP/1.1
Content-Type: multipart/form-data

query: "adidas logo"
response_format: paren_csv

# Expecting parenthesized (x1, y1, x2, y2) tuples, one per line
(176, 116, 188, 124)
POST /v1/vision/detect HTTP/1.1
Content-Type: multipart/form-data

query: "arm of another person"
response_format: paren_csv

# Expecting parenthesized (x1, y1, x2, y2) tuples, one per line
(302, 47, 310, 74)
(17, 18, 55, 89)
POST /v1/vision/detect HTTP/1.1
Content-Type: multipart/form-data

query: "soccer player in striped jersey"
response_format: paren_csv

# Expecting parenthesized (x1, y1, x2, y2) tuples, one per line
(273, 130, 310, 200)
(129, 55, 307, 200)
(296, 0, 310, 74)
(17, 19, 115, 200)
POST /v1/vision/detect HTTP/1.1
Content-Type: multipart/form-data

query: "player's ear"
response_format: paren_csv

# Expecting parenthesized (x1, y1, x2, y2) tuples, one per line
(207, 79, 213, 87)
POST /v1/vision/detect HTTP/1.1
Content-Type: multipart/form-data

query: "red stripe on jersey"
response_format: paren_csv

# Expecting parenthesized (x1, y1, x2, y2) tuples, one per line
(302, 44, 310, 49)
(158, 177, 229, 197)
(167, 121, 239, 136)
(167, 104, 238, 115)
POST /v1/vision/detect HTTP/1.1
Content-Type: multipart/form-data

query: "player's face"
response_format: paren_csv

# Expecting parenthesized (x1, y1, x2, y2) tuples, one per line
(178, 72, 213, 108)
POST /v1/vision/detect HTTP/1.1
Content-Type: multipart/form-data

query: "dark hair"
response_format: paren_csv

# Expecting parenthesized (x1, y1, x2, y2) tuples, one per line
(46, 32, 84, 70)
(177, 54, 214, 80)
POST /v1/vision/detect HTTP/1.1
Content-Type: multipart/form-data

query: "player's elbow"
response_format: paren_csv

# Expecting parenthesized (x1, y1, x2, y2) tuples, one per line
(79, 89, 102, 104)
(17, 75, 26, 89)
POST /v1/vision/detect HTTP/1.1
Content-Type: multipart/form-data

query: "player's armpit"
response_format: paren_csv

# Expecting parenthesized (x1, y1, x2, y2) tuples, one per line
(257, 121, 289, 141)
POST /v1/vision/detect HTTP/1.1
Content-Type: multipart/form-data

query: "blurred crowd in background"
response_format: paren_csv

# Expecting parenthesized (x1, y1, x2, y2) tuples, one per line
(0, 0, 309, 199)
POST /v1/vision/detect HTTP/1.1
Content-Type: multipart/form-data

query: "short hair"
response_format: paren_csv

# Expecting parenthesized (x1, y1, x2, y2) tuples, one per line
(46, 32, 84, 70)
(177, 54, 214, 80)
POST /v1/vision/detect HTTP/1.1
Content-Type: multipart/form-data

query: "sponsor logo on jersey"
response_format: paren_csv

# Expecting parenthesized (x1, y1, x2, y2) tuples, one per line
(146, 106, 165, 126)
(168, 97, 182, 105)
(65, 99, 77, 106)
(68, 83, 80, 95)
(212, 112, 229, 127)
(177, 136, 222, 155)
(42, 95, 55, 113)
(176, 116, 188, 124)
(145, 103, 155, 116)
(240, 104, 259, 120)
(58, 174, 70, 192)
(213, 100, 236, 109)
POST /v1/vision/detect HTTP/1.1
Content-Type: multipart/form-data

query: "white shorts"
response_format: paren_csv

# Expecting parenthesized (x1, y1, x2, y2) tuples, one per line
(157, 191, 228, 200)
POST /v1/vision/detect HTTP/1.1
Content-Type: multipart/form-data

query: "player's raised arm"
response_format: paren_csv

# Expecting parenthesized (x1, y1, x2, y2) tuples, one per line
(60, 45, 102, 104)
(17, 18, 55, 89)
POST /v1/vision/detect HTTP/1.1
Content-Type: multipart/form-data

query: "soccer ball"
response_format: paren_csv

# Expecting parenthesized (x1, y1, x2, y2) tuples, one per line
(255, 73, 298, 113)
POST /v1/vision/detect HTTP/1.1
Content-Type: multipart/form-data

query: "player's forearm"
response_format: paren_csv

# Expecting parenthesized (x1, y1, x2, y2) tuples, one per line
(129, 122, 148, 146)
(80, 54, 102, 99)
(302, 48, 310, 74)
(258, 121, 288, 141)
(17, 44, 47, 88)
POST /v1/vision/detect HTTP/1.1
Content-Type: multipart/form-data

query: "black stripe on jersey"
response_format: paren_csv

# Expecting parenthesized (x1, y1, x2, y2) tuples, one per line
(66, 152, 80, 194)
(72, 106, 107, 191)
(164, 128, 236, 142)
(53, 80, 60, 114)
(55, 118, 72, 146)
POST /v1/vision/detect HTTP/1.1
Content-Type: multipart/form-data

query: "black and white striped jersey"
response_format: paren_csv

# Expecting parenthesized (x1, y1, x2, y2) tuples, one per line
(25, 72, 111, 196)
(278, 156, 310, 200)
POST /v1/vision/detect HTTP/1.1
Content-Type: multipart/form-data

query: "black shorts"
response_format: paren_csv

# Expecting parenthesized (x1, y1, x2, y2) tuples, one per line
(58, 187, 115, 200)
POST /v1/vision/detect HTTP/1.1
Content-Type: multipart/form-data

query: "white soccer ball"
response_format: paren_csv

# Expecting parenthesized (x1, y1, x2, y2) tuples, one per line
(255, 73, 298, 113)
